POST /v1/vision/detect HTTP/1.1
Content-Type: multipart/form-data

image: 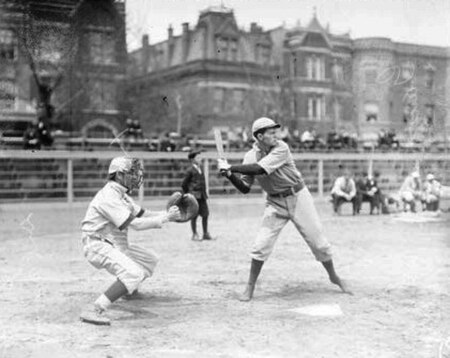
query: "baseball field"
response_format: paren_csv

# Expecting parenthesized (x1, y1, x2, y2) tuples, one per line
(1, 196, 449, 358)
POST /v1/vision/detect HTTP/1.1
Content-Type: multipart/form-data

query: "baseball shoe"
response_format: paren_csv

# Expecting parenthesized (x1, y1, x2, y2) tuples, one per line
(202, 233, 216, 241)
(191, 233, 201, 241)
(237, 284, 255, 302)
(329, 276, 353, 295)
(80, 304, 110, 325)
(122, 290, 144, 300)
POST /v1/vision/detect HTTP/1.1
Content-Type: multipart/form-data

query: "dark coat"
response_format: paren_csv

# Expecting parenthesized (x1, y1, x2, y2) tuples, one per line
(181, 165, 207, 200)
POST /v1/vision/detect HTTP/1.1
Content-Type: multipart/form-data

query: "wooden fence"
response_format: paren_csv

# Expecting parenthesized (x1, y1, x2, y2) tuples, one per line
(0, 150, 449, 203)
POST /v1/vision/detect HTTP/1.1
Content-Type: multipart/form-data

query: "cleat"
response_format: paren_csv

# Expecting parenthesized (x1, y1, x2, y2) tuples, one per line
(80, 305, 111, 326)
(237, 284, 255, 302)
(202, 233, 216, 241)
(191, 233, 201, 241)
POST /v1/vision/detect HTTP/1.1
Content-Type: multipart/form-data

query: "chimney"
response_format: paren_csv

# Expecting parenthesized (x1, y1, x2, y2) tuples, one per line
(250, 22, 257, 32)
(142, 34, 149, 74)
(182, 22, 190, 62)
(168, 25, 173, 39)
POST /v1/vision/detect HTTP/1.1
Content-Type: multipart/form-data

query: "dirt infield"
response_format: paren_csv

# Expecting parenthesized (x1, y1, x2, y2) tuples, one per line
(1, 197, 449, 358)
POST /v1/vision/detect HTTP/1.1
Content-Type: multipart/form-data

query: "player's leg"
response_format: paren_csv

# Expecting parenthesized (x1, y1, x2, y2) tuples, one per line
(240, 202, 288, 301)
(289, 187, 352, 294)
(81, 240, 147, 324)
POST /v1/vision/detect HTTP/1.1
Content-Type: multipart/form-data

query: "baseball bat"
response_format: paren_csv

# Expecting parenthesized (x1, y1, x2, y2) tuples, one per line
(213, 129, 225, 159)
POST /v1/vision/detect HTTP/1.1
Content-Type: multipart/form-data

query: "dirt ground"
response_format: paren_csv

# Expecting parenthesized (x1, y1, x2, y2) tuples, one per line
(1, 196, 449, 358)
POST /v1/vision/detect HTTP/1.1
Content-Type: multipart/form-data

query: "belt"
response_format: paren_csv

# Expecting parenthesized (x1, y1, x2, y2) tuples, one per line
(268, 183, 303, 198)
(82, 233, 114, 246)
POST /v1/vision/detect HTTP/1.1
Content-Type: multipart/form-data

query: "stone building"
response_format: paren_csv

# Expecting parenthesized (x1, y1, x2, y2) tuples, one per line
(0, 0, 128, 137)
(128, 6, 450, 142)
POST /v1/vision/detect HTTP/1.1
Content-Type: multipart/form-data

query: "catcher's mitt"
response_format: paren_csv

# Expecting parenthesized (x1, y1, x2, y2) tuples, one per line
(166, 192, 199, 222)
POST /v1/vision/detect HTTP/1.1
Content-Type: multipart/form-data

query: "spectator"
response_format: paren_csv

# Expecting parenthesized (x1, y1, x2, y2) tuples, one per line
(279, 126, 291, 144)
(23, 119, 40, 150)
(399, 170, 422, 212)
(331, 168, 357, 215)
(132, 119, 143, 139)
(422, 173, 441, 211)
(354, 172, 368, 214)
(159, 132, 175, 152)
(301, 128, 315, 150)
(363, 172, 381, 214)
(126, 118, 135, 139)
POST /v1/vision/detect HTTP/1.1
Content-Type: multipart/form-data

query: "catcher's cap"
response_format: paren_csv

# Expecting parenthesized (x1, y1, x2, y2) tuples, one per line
(188, 149, 202, 160)
(252, 117, 280, 136)
(411, 171, 420, 178)
(426, 173, 435, 181)
(108, 156, 134, 174)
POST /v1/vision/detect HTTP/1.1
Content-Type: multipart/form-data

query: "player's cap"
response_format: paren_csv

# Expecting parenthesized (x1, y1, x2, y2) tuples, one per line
(108, 156, 133, 174)
(411, 171, 420, 178)
(188, 149, 202, 160)
(426, 173, 435, 181)
(252, 117, 280, 136)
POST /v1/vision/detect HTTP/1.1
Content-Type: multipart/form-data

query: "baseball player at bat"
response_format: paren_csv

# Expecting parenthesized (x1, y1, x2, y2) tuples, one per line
(79, 156, 181, 325)
(217, 117, 352, 301)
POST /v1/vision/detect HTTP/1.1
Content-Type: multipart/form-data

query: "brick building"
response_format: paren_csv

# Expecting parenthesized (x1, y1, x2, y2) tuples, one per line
(0, 0, 128, 138)
(128, 6, 450, 142)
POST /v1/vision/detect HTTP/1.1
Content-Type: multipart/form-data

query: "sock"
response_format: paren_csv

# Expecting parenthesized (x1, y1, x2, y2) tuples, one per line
(103, 279, 128, 304)
(248, 259, 264, 286)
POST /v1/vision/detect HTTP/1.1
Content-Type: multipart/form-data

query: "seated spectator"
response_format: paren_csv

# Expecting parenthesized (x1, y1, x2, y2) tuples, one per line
(301, 128, 315, 150)
(125, 118, 135, 139)
(399, 170, 422, 212)
(23, 119, 40, 150)
(331, 168, 357, 215)
(36, 120, 53, 147)
(132, 119, 143, 139)
(422, 173, 441, 211)
(354, 172, 368, 214)
(364, 172, 382, 214)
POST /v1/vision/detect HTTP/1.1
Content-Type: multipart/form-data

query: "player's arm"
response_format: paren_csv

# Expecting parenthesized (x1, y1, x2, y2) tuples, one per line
(128, 206, 180, 231)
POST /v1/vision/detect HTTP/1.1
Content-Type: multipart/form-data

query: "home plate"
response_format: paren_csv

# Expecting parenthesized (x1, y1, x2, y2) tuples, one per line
(289, 304, 343, 317)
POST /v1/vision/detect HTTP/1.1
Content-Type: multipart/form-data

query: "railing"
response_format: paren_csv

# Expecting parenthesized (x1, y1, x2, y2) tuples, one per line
(0, 150, 449, 203)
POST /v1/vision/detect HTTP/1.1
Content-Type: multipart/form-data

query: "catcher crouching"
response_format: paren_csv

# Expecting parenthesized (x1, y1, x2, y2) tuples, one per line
(79, 156, 181, 325)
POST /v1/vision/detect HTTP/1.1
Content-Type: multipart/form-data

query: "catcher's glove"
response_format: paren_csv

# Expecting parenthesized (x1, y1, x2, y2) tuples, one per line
(166, 192, 199, 222)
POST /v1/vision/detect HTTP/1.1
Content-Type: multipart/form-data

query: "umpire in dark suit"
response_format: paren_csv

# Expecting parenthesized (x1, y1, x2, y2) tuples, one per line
(181, 150, 214, 241)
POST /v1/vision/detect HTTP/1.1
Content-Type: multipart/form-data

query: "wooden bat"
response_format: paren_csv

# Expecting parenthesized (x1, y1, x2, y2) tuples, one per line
(213, 129, 225, 159)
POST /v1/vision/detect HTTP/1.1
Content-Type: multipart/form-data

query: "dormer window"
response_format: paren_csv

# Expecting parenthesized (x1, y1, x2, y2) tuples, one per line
(0, 29, 15, 61)
(306, 55, 325, 81)
(215, 37, 238, 61)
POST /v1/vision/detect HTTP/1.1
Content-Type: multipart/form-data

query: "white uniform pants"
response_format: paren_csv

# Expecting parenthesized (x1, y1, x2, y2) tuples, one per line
(251, 187, 332, 262)
(82, 236, 159, 294)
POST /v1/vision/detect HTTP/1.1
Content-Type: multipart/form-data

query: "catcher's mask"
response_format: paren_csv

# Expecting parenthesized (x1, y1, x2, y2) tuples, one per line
(108, 157, 144, 192)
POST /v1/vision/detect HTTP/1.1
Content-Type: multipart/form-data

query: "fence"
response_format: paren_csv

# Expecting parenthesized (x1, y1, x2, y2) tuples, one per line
(0, 150, 449, 203)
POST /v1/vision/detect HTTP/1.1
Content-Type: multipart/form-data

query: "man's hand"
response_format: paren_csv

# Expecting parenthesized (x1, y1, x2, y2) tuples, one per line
(166, 206, 181, 222)
(217, 158, 231, 177)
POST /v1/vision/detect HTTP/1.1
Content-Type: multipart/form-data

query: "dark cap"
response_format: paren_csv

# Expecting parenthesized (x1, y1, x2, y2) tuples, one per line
(188, 150, 202, 160)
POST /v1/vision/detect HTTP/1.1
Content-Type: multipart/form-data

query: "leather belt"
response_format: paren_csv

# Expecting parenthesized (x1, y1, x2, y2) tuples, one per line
(82, 233, 114, 246)
(268, 182, 303, 198)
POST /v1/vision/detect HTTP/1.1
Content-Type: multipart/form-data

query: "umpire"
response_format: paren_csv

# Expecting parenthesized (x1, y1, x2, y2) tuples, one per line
(182, 150, 214, 241)
(218, 117, 351, 301)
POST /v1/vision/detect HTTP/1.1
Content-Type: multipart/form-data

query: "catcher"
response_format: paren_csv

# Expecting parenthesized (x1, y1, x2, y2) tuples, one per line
(80, 156, 183, 325)
(218, 117, 352, 301)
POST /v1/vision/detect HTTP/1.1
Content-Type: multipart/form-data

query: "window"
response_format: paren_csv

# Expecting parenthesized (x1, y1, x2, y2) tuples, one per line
(425, 104, 434, 126)
(255, 44, 270, 65)
(0, 79, 16, 111)
(364, 102, 379, 122)
(216, 37, 228, 60)
(232, 89, 245, 112)
(333, 99, 342, 121)
(425, 69, 434, 89)
(89, 32, 116, 65)
(332, 60, 344, 83)
(403, 103, 413, 123)
(230, 39, 238, 61)
(213, 88, 225, 113)
(307, 56, 325, 81)
(89, 81, 116, 111)
(0, 29, 15, 61)
(307, 95, 324, 120)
